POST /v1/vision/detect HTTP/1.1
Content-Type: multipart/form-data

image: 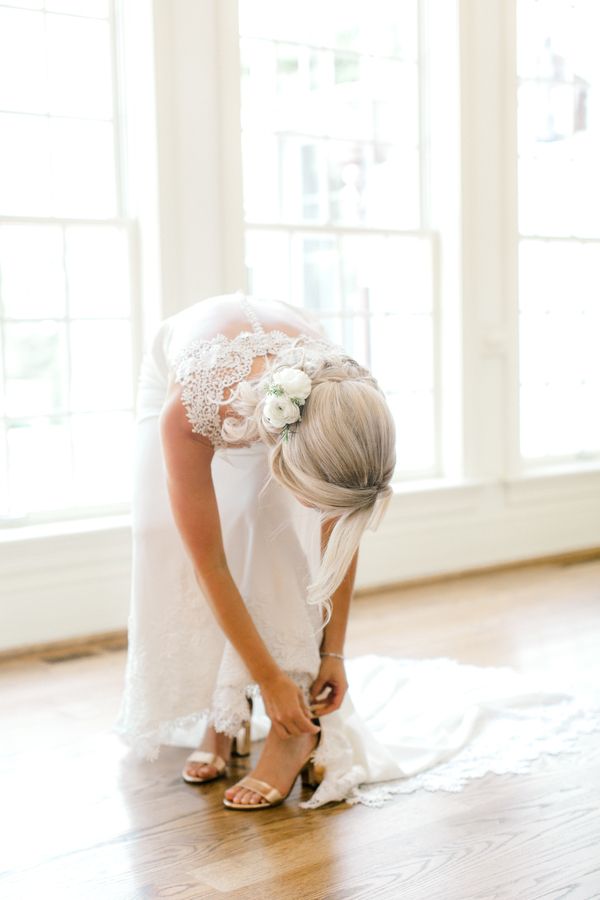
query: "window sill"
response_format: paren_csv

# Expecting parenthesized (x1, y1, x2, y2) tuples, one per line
(1, 463, 599, 545)
(503, 461, 600, 506)
(0, 513, 132, 545)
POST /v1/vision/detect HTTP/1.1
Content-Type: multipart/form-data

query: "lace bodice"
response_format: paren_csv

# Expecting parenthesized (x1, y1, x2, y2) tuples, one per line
(170, 294, 334, 448)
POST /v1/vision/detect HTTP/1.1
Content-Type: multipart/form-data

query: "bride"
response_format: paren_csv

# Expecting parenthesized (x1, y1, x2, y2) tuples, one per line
(113, 290, 599, 810)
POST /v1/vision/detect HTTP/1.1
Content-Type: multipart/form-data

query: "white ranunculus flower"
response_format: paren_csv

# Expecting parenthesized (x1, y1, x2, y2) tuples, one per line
(274, 367, 312, 400)
(263, 395, 301, 429)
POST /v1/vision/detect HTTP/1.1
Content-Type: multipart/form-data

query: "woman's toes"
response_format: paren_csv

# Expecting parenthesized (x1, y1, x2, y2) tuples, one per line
(187, 763, 215, 779)
(224, 785, 267, 805)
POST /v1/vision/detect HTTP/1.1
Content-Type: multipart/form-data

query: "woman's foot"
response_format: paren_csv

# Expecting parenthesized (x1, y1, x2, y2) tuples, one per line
(184, 724, 233, 781)
(223, 727, 320, 806)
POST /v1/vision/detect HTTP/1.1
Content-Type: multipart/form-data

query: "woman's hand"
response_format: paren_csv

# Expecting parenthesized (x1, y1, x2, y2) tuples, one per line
(260, 671, 321, 739)
(308, 656, 349, 716)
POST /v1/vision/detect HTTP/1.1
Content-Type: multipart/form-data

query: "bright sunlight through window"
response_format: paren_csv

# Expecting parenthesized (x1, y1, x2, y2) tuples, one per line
(238, 0, 438, 480)
(518, 0, 600, 463)
(0, 0, 134, 524)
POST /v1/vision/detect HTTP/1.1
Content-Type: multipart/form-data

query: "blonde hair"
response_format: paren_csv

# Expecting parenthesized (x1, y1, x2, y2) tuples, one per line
(222, 343, 396, 628)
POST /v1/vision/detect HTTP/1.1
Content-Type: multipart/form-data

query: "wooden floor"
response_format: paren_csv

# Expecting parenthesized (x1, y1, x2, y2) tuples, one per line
(1, 557, 600, 900)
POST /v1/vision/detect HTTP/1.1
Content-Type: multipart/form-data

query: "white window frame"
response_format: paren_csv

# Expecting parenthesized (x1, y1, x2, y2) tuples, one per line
(226, 0, 463, 485)
(0, 0, 143, 528)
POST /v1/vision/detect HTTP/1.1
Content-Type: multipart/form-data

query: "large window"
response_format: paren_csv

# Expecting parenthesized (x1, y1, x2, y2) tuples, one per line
(238, 0, 438, 480)
(0, 0, 135, 524)
(517, 0, 600, 465)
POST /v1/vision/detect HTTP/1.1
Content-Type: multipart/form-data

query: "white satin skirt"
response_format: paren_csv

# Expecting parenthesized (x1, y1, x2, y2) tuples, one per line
(113, 323, 600, 809)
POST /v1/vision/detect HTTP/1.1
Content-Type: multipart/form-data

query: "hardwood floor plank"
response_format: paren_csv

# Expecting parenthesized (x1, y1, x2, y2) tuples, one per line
(1, 558, 599, 899)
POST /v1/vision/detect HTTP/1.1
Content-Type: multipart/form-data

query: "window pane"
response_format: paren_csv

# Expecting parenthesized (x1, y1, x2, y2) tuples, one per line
(387, 391, 436, 474)
(280, 137, 329, 224)
(241, 39, 418, 146)
(520, 385, 600, 459)
(245, 230, 290, 301)
(69, 320, 133, 412)
(0, 0, 133, 524)
(291, 234, 340, 312)
(50, 118, 117, 217)
(6, 417, 72, 516)
(0, 114, 51, 216)
(46, 0, 109, 17)
(71, 412, 133, 507)
(0, 224, 66, 319)
(318, 316, 345, 347)
(4, 321, 68, 417)
(244, 135, 419, 228)
(518, 0, 600, 238)
(47, 14, 113, 119)
(242, 134, 281, 223)
(66, 225, 130, 317)
(328, 141, 419, 228)
(239, 0, 417, 60)
(518, 1, 600, 462)
(369, 314, 434, 393)
(518, 239, 600, 458)
(0, 8, 47, 114)
(341, 235, 433, 315)
(239, 0, 434, 478)
(0, 114, 116, 219)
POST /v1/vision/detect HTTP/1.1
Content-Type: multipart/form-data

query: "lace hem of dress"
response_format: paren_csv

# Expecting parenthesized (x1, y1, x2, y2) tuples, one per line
(112, 670, 315, 762)
(298, 692, 600, 809)
(208, 671, 313, 736)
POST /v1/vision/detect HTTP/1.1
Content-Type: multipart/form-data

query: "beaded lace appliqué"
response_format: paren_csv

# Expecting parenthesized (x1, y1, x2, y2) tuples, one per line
(170, 298, 333, 448)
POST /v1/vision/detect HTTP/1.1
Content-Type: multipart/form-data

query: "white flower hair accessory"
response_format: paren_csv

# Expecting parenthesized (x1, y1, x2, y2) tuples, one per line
(262, 367, 312, 441)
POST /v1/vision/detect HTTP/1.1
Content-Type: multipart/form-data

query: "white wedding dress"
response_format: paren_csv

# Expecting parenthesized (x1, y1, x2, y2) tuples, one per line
(113, 291, 600, 809)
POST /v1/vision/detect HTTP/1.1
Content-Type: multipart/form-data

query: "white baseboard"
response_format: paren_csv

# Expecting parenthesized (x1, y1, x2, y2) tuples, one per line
(1, 474, 599, 653)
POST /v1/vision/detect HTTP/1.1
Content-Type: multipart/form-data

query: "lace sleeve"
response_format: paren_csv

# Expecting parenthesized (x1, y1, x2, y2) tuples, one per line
(169, 335, 254, 448)
(170, 329, 325, 448)
(170, 320, 342, 449)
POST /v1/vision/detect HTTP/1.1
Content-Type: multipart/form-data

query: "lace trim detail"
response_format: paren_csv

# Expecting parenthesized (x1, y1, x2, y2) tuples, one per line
(208, 671, 313, 737)
(239, 294, 265, 335)
(113, 671, 315, 759)
(298, 659, 600, 810)
(328, 698, 600, 809)
(171, 328, 334, 448)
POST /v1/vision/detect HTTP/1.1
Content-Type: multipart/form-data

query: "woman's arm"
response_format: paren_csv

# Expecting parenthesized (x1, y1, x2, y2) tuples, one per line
(159, 383, 319, 737)
(308, 519, 357, 715)
(319, 518, 358, 655)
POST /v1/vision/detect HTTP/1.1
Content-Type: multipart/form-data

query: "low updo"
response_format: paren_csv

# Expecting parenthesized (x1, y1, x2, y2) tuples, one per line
(222, 342, 396, 628)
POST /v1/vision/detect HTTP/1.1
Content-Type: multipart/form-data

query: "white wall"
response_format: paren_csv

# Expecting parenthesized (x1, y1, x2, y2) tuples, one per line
(1, 0, 599, 654)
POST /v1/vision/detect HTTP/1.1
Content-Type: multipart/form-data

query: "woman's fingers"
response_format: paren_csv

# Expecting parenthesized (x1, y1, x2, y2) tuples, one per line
(310, 685, 347, 715)
(271, 719, 290, 739)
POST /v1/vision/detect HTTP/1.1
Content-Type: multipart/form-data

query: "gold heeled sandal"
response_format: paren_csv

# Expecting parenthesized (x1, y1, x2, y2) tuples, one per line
(182, 697, 253, 784)
(223, 717, 323, 810)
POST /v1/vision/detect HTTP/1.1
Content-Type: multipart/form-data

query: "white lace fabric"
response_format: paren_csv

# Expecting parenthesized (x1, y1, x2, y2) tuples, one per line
(170, 294, 334, 449)
(295, 655, 600, 809)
